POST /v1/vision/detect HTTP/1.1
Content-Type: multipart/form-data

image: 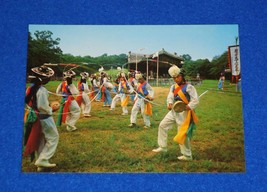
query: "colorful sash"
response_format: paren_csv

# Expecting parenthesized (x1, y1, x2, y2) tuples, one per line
(137, 82, 147, 97)
(137, 82, 152, 116)
(56, 98, 64, 126)
(56, 81, 74, 125)
(173, 83, 187, 100)
(101, 86, 106, 101)
(76, 81, 83, 106)
(90, 86, 95, 99)
(121, 95, 129, 107)
(23, 110, 42, 161)
(24, 85, 42, 161)
(121, 81, 127, 93)
(173, 88, 198, 144)
(144, 102, 152, 116)
(62, 96, 74, 123)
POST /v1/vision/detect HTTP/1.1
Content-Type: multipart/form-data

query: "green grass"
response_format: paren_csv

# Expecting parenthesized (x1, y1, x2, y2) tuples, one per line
(22, 80, 245, 173)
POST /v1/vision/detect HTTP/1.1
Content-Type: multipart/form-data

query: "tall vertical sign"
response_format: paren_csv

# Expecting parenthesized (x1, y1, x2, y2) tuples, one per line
(228, 45, 241, 83)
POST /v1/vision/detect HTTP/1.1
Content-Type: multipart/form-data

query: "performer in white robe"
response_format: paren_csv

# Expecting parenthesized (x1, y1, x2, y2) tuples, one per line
(56, 70, 81, 132)
(128, 73, 154, 129)
(152, 65, 199, 161)
(24, 66, 59, 170)
(77, 72, 91, 117)
(110, 73, 133, 115)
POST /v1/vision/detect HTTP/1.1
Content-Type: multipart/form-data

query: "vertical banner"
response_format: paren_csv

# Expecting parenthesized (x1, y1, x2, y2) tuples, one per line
(228, 45, 241, 76)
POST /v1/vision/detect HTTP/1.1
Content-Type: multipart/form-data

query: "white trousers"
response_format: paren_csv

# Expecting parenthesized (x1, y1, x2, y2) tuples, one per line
(130, 98, 150, 126)
(111, 93, 128, 114)
(80, 92, 91, 115)
(66, 100, 81, 129)
(158, 110, 192, 157)
(37, 117, 59, 162)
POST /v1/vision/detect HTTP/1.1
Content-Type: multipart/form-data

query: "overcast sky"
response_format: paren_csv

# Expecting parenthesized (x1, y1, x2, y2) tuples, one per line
(29, 25, 239, 61)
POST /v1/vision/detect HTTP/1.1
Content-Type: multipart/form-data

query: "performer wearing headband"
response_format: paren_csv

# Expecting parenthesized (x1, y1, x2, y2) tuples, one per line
(110, 73, 133, 115)
(100, 71, 112, 107)
(152, 65, 199, 161)
(128, 73, 154, 129)
(128, 71, 138, 102)
(56, 70, 81, 131)
(24, 65, 59, 170)
(91, 74, 101, 101)
(113, 67, 123, 93)
(76, 72, 91, 117)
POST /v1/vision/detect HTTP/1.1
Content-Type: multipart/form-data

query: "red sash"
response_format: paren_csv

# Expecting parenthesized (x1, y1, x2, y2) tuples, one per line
(23, 113, 42, 157)
(173, 83, 186, 97)
(62, 96, 74, 123)
(76, 82, 83, 106)
(101, 86, 106, 101)
(90, 86, 95, 99)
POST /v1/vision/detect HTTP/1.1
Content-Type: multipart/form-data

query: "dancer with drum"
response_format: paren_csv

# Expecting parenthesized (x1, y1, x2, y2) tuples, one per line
(152, 65, 199, 161)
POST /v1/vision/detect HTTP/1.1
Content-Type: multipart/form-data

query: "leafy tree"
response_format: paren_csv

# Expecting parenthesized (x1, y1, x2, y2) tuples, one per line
(27, 31, 62, 72)
(209, 51, 228, 79)
(182, 51, 228, 80)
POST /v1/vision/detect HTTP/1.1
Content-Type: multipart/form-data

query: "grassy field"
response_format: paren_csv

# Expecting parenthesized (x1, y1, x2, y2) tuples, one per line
(21, 79, 245, 173)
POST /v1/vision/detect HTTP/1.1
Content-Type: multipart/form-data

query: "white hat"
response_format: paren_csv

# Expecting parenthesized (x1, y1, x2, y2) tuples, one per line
(135, 73, 143, 80)
(31, 66, 54, 77)
(168, 65, 181, 77)
(63, 70, 76, 78)
(80, 72, 89, 78)
(117, 67, 122, 71)
(98, 67, 104, 72)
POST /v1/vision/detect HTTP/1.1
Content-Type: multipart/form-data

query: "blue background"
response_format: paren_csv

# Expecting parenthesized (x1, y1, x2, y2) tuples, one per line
(1, 0, 266, 191)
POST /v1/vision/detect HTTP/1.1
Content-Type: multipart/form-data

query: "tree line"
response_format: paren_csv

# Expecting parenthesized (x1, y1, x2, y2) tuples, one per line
(27, 30, 229, 80)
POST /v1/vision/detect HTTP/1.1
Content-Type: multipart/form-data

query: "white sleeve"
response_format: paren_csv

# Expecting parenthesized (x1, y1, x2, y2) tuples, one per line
(146, 83, 154, 98)
(167, 85, 175, 105)
(133, 79, 138, 88)
(68, 84, 79, 95)
(128, 83, 134, 93)
(56, 83, 62, 94)
(93, 79, 97, 87)
(83, 83, 90, 93)
(187, 84, 199, 110)
(37, 87, 52, 115)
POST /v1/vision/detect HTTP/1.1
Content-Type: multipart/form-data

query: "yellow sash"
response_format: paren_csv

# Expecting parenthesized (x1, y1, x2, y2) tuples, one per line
(24, 110, 29, 123)
(173, 89, 198, 144)
(121, 95, 129, 107)
(144, 102, 152, 116)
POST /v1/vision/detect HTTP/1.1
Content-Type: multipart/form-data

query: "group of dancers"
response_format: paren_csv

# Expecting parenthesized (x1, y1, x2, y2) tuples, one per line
(23, 64, 199, 171)
(54, 66, 155, 131)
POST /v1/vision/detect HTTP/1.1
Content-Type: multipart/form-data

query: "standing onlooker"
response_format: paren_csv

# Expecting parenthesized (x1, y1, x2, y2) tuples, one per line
(237, 77, 242, 92)
(218, 73, 225, 90)
(152, 65, 199, 161)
